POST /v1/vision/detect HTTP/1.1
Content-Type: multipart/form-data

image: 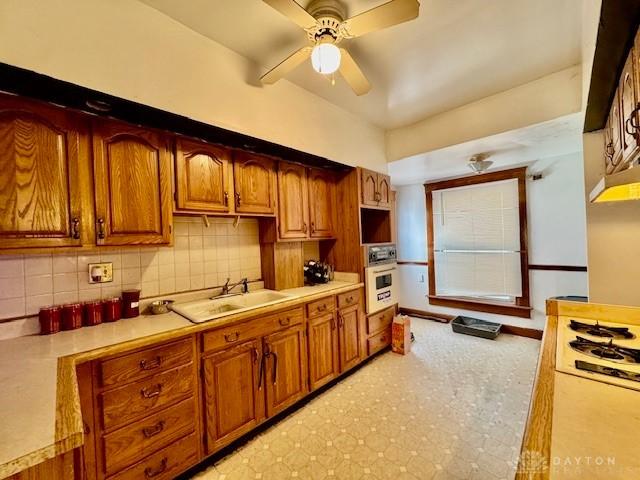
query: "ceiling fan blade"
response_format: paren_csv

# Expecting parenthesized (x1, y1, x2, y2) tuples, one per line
(263, 0, 317, 29)
(261, 46, 313, 84)
(338, 48, 371, 96)
(341, 0, 419, 38)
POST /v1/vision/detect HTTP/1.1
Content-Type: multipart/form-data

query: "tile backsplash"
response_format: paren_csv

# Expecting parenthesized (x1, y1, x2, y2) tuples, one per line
(0, 216, 262, 321)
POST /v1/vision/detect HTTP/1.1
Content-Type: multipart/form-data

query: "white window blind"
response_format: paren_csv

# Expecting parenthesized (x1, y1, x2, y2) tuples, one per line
(432, 178, 522, 301)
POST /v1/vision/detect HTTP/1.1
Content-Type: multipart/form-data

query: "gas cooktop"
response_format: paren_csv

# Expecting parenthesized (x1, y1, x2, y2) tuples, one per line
(569, 336, 640, 364)
(569, 319, 635, 339)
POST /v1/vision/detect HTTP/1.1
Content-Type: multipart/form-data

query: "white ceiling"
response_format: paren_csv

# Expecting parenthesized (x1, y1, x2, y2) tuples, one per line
(388, 113, 583, 185)
(139, 0, 581, 129)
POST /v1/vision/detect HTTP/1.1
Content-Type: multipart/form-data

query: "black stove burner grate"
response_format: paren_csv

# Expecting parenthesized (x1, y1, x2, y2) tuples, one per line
(570, 336, 640, 364)
(569, 320, 635, 339)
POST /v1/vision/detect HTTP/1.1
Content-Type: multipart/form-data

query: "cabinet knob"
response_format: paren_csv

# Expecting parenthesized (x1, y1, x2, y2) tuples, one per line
(97, 218, 105, 240)
(224, 191, 229, 206)
(71, 218, 80, 240)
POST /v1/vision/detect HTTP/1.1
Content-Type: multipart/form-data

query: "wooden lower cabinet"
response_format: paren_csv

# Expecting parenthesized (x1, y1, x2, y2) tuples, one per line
(307, 312, 340, 390)
(365, 304, 397, 356)
(263, 325, 308, 417)
(338, 304, 363, 372)
(203, 339, 265, 454)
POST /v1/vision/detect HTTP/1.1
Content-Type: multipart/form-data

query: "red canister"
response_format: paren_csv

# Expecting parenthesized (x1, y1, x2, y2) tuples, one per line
(83, 300, 103, 326)
(61, 303, 83, 330)
(122, 289, 141, 318)
(39, 306, 61, 335)
(103, 297, 122, 322)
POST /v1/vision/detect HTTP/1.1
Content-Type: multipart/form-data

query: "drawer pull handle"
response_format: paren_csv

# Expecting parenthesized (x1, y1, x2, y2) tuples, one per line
(224, 332, 240, 343)
(71, 217, 80, 240)
(141, 384, 162, 399)
(317, 304, 327, 312)
(144, 457, 167, 478)
(139, 356, 162, 371)
(97, 218, 105, 240)
(142, 420, 165, 438)
(346, 296, 353, 304)
(279, 317, 291, 326)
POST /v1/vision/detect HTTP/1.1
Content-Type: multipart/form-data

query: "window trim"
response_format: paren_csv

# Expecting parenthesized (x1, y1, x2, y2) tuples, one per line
(424, 167, 531, 319)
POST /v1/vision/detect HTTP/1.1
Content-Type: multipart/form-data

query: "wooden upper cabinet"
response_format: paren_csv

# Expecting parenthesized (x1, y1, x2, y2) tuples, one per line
(263, 325, 308, 417)
(619, 49, 640, 167)
(92, 120, 172, 245)
(376, 173, 392, 208)
(308, 168, 336, 239)
(0, 95, 91, 249)
(175, 138, 231, 213)
(277, 162, 309, 239)
(360, 168, 378, 206)
(608, 90, 624, 173)
(203, 339, 265, 454)
(360, 168, 392, 209)
(233, 152, 277, 215)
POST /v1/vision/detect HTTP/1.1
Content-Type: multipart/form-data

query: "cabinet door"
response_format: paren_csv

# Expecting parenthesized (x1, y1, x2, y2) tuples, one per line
(263, 325, 308, 417)
(308, 168, 336, 239)
(376, 173, 392, 208)
(175, 138, 231, 213)
(338, 304, 363, 372)
(360, 168, 378, 206)
(203, 340, 265, 454)
(609, 91, 624, 172)
(277, 162, 309, 239)
(93, 120, 172, 245)
(0, 95, 90, 249)
(619, 51, 640, 167)
(233, 152, 276, 215)
(307, 312, 339, 391)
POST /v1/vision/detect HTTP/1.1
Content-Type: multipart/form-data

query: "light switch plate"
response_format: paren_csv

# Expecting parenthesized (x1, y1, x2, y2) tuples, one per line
(88, 262, 113, 284)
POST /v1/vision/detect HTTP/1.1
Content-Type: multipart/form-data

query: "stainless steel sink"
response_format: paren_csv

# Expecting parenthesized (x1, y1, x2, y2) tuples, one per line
(171, 289, 296, 324)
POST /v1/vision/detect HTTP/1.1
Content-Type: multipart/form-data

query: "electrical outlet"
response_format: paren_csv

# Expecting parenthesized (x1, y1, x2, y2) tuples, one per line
(418, 274, 425, 283)
(88, 262, 113, 284)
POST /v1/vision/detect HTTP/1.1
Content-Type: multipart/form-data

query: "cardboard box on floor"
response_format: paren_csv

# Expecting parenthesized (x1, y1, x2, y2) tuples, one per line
(392, 314, 411, 354)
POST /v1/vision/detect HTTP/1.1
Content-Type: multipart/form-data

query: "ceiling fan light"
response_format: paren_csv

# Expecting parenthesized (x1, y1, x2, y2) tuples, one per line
(311, 43, 341, 74)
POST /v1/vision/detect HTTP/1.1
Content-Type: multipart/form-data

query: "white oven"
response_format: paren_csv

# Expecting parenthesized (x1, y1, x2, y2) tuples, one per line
(365, 245, 398, 314)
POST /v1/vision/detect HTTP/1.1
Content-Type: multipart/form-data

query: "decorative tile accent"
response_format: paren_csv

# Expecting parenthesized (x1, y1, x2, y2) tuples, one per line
(192, 320, 539, 480)
(0, 217, 262, 320)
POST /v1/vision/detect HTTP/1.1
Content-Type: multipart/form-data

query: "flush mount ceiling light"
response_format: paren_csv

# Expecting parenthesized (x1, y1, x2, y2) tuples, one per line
(260, 0, 420, 95)
(468, 153, 493, 174)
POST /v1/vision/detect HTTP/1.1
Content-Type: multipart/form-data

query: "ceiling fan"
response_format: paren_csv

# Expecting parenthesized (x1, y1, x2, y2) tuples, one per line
(260, 0, 420, 95)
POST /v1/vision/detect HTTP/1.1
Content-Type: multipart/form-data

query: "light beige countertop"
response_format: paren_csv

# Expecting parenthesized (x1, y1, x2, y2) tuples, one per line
(0, 280, 362, 479)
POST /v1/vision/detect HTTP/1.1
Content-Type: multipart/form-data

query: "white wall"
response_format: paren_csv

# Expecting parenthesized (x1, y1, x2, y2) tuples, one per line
(0, 0, 387, 172)
(395, 152, 588, 330)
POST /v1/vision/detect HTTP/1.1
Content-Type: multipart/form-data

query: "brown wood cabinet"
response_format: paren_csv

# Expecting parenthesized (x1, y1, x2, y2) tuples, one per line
(92, 120, 173, 245)
(605, 92, 624, 173)
(263, 325, 308, 417)
(360, 168, 392, 209)
(307, 312, 340, 391)
(233, 151, 277, 215)
(277, 162, 309, 239)
(337, 304, 363, 372)
(203, 339, 265, 453)
(308, 168, 336, 238)
(619, 50, 640, 166)
(0, 94, 92, 250)
(175, 138, 231, 213)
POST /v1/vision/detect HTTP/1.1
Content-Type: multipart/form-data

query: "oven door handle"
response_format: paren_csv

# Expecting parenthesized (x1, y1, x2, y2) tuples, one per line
(372, 267, 396, 274)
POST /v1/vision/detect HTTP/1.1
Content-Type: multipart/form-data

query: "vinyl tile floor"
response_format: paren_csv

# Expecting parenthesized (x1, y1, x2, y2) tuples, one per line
(192, 318, 540, 480)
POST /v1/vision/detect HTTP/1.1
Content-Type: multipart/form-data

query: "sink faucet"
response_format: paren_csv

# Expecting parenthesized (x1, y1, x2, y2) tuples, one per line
(221, 277, 249, 296)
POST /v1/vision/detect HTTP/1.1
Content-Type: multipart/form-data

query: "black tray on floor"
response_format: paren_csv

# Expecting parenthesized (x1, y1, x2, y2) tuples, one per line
(451, 315, 501, 340)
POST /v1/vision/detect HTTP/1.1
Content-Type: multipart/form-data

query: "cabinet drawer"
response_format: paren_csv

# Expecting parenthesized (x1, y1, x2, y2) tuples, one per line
(107, 432, 198, 480)
(101, 364, 194, 431)
(100, 338, 193, 388)
(202, 307, 303, 353)
(337, 289, 361, 310)
(103, 398, 196, 476)
(306, 296, 335, 318)
(367, 306, 395, 335)
(367, 327, 391, 356)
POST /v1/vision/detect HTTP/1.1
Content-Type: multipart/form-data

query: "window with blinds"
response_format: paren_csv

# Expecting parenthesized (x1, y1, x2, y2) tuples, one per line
(432, 178, 522, 303)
